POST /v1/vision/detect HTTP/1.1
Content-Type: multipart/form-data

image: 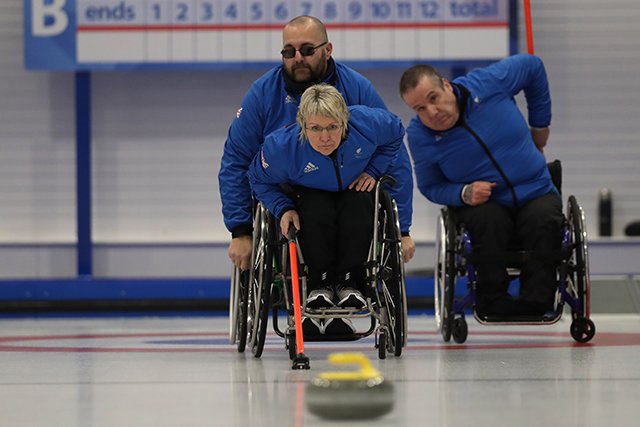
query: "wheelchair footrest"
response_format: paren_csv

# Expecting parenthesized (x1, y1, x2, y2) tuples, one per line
(477, 312, 560, 323)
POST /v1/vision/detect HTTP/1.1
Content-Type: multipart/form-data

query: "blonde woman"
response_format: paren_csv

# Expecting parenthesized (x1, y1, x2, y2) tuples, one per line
(248, 84, 406, 335)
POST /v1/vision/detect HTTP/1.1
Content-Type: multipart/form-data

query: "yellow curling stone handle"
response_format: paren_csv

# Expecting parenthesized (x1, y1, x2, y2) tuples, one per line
(317, 352, 382, 382)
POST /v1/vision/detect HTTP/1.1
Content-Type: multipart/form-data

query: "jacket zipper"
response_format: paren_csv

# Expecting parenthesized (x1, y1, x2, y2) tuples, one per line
(460, 121, 519, 208)
(331, 154, 343, 191)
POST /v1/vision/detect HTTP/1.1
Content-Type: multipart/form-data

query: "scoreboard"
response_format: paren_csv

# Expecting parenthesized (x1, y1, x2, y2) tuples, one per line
(25, 0, 513, 70)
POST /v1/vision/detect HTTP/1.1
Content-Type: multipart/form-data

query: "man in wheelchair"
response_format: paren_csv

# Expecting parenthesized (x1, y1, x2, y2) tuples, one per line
(248, 84, 413, 334)
(400, 54, 563, 317)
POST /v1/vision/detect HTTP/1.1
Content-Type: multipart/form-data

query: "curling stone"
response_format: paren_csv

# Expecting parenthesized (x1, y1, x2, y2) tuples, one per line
(306, 352, 394, 420)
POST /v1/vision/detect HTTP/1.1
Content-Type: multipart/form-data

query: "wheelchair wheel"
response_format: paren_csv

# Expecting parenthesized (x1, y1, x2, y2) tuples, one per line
(378, 331, 387, 360)
(247, 206, 275, 358)
(435, 209, 456, 342)
(229, 266, 248, 352)
(378, 194, 406, 357)
(567, 195, 595, 343)
(452, 317, 468, 344)
(570, 317, 596, 343)
(287, 332, 296, 360)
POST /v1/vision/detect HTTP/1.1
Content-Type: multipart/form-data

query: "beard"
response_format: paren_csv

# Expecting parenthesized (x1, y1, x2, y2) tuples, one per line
(288, 55, 327, 83)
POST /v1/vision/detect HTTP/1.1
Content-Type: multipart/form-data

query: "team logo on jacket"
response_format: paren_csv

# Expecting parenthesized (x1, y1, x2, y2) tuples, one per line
(355, 147, 363, 158)
(236, 107, 243, 118)
(303, 162, 319, 173)
(285, 95, 296, 104)
(261, 150, 269, 169)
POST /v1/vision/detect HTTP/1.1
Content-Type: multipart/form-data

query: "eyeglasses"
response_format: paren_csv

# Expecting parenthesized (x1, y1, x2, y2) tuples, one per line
(306, 123, 342, 134)
(280, 41, 327, 59)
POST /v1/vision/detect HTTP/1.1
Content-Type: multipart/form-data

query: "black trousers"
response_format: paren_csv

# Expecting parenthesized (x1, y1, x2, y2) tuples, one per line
(294, 187, 374, 290)
(455, 193, 564, 306)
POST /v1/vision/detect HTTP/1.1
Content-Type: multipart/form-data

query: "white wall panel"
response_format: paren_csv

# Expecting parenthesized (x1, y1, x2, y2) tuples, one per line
(90, 68, 264, 243)
(0, 1, 76, 244)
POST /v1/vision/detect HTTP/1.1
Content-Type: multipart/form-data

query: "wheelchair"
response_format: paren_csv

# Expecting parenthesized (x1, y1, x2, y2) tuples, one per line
(434, 160, 596, 344)
(229, 176, 407, 362)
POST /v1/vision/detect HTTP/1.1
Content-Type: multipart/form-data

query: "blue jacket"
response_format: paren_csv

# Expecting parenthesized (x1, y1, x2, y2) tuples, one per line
(407, 54, 554, 208)
(248, 106, 407, 230)
(218, 61, 413, 235)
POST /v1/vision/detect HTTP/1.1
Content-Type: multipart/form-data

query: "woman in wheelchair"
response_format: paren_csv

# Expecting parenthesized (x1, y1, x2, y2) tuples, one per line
(400, 54, 563, 317)
(248, 83, 413, 334)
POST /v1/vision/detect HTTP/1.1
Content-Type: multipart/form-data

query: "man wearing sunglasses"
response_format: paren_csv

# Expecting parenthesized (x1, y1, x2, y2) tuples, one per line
(219, 16, 415, 282)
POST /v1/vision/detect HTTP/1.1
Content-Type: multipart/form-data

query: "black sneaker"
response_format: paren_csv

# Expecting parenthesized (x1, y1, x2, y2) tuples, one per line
(302, 317, 322, 336)
(323, 318, 356, 335)
(335, 285, 366, 309)
(306, 286, 336, 308)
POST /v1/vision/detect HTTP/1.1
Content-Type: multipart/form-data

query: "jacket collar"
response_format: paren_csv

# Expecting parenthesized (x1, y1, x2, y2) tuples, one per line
(451, 82, 470, 127)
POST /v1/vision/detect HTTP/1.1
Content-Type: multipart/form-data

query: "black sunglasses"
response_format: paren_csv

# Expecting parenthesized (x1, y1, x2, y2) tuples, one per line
(280, 41, 327, 59)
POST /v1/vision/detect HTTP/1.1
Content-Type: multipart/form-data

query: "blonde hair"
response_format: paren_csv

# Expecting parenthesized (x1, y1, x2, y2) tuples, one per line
(296, 84, 349, 141)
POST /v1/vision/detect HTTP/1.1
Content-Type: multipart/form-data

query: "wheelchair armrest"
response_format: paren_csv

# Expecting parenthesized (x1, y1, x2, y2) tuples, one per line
(379, 175, 397, 188)
(547, 159, 562, 194)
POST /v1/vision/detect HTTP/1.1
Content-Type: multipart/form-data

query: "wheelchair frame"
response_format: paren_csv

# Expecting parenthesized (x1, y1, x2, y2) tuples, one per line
(434, 194, 596, 344)
(229, 177, 408, 362)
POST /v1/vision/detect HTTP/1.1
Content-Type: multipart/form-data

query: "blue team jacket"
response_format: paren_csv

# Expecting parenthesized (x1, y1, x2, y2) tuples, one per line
(407, 54, 554, 208)
(248, 106, 406, 229)
(218, 61, 413, 235)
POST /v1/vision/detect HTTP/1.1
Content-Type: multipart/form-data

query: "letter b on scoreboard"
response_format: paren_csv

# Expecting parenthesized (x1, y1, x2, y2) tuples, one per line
(24, 0, 76, 70)
(32, 0, 69, 36)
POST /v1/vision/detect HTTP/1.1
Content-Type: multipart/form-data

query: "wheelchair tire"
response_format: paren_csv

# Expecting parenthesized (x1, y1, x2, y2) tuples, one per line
(452, 317, 468, 344)
(248, 207, 275, 358)
(379, 193, 406, 357)
(229, 266, 249, 352)
(435, 209, 456, 343)
(570, 317, 596, 343)
(567, 195, 594, 342)
(228, 265, 239, 345)
(378, 331, 387, 360)
(287, 332, 296, 360)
